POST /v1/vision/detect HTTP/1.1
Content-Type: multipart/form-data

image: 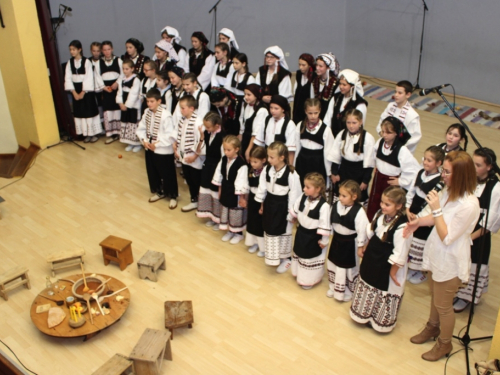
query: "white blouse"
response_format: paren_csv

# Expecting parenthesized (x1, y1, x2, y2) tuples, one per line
(116, 75, 141, 113)
(331, 202, 369, 247)
(254, 117, 297, 151)
(212, 158, 249, 196)
(64, 58, 96, 92)
(328, 129, 376, 168)
(224, 71, 256, 97)
(291, 194, 331, 244)
(239, 104, 268, 137)
(294, 121, 335, 177)
(255, 69, 293, 102)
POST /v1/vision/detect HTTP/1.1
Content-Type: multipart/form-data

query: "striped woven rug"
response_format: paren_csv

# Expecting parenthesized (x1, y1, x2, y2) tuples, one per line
(363, 83, 500, 129)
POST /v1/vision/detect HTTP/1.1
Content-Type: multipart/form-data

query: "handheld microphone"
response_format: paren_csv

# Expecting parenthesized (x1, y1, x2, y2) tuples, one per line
(419, 84, 450, 96)
(420, 181, 444, 210)
(61, 4, 72, 11)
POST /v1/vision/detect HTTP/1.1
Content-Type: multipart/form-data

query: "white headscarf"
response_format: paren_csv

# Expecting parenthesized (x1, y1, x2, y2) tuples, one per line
(155, 40, 179, 62)
(338, 69, 364, 100)
(161, 26, 182, 44)
(218, 28, 239, 50)
(264, 46, 289, 70)
(316, 52, 340, 77)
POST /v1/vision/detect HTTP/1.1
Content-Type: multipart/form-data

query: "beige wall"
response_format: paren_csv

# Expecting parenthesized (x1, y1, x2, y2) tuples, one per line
(0, 67, 18, 154)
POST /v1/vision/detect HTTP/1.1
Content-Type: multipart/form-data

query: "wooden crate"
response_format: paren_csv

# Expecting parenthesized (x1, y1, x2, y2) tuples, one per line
(100, 235, 133, 271)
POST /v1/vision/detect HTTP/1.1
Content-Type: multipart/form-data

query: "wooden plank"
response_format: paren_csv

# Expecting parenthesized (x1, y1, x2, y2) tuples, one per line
(47, 248, 85, 262)
(0, 267, 28, 284)
(91, 353, 133, 375)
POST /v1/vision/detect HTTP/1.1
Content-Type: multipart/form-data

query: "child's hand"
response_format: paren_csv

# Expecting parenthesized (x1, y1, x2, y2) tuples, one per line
(149, 142, 157, 151)
(259, 203, 263, 215)
(403, 219, 419, 238)
(406, 208, 416, 221)
(357, 245, 366, 258)
(105, 86, 112, 93)
(78, 92, 85, 99)
(290, 216, 297, 224)
(360, 182, 368, 191)
(318, 241, 327, 249)
(390, 264, 401, 287)
(184, 154, 196, 164)
(387, 177, 400, 186)
(262, 95, 272, 103)
(119, 104, 127, 111)
(111, 82, 118, 90)
(239, 196, 247, 208)
(218, 186, 222, 200)
(245, 149, 251, 164)
(174, 152, 181, 161)
(330, 175, 340, 184)
(72, 91, 80, 100)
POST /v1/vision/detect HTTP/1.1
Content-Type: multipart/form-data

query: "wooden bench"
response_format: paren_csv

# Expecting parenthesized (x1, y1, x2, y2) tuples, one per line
(137, 250, 166, 282)
(129, 328, 172, 375)
(0, 266, 31, 301)
(100, 235, 133, 271)
(46, 248, 85, 277)
(164, 301, 193, 340)
(91, 353, 134, 375)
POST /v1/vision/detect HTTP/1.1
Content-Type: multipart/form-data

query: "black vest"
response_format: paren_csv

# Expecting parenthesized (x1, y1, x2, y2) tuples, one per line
(170, 88, 183, 111)
(99, 57, 120, 82)
(242, 103, 265, 137)
(376, 139, 402, 168)
(264, 116, 290, 145)
(340, 128, 366, 154)
(265, 164, 291, 186)
(215, 61, 233, 80)
(220, 156, 247, 208)
(259, 66, 291, 97)
(300, 123, 326, 147)
(204, 130, 225, 164)
(142, 79, 157, 95)
(330, 92, 368, 137)
(230, 71, 252, 92)
(372, 213, 408, 245)
(249, 172, 260, 189)
(292, 71, 314, 123)
(173, 43, 186, 54)
(298, 194, 327, 220)
(189, 48, 214, 76)
(409, 169, 442, 214)
(70, 56, 88, 75)
(477, 176, 499, 225)
(331, 202, 363, 231)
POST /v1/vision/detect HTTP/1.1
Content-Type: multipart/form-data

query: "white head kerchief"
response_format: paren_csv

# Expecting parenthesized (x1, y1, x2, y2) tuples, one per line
(339, 69, 364, 100)
(317, 52, 340, 77)
(219, 28, 239, 50)
(155, 40, 179, 62)
(161, 26, 181, 44)
(264, 46, 289, 70)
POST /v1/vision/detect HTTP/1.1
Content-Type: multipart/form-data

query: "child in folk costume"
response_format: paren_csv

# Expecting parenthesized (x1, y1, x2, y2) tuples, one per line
(323, 69, 367, 137)
(196, 113, 226, 229)
(327, 180, 369, 301)
(173, 95, 205, 212)
(240, 84, 268, 163)
(254, 95, 297, 164)
(189, 32, 215, 92)
(154, 39, 179, 74)
(290, 173, 330, 289)
(376, 80, 421, 154)
(225, 53, 255, 117)
(211, 43, 233, 88)
(292, 54, 315, 124)
(166, 67, 185, 114)
(350, 186, 412, 333)
(328, 109, 375, 203)
(313, 53, 340, 120)
(212, 135, 249, 244)
(366, 116, 420, 220)
(90, 42, 104, 124)
(64, 40, 102, 142)
(406, 146, 444, 285)
(172, 73, 210, 126)
(161, 26, 189, 72)
(139, 61, 158, 117)
(116, 60, 142, 152)
(136, 88, 178, 208)
(294, 98, 334, 187)
(245, 146, 267, 256)
(94, 41, 123, 144)
(209, 88, 240, 136)
(454, 148, 500, 312)
(156, 71, 171, 106)
(218, 28, 240, 59)
(122, 38, 149, 81)
(255, 142, 302, 273)
(255, 46, 293, 103)
(438, 123, 468, 155)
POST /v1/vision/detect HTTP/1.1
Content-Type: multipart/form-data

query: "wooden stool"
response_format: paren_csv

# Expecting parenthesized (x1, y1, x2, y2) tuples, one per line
(129, 328, 172, 375)
(0, 266, 31, 301)
(92, 353, 134, 375)
(164, 301, 193, 339)
(46, 248, 85, 277)
(100, 235, 133, 271)
(137, 250, 166, 282)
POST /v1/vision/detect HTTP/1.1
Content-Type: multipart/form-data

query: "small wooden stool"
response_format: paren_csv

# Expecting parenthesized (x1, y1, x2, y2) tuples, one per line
(164, 301, 193, 339)
(46, 248, 85, 277)
(100, 235, 133, 271)
(0, 266, 31, 301)
(129, 328, 172, 375)
(92, 353, 134, 375)
(137, 250, 166, 282)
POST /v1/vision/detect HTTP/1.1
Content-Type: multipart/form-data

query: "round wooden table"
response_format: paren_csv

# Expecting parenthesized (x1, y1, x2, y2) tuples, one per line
(30, 273, 130, 341)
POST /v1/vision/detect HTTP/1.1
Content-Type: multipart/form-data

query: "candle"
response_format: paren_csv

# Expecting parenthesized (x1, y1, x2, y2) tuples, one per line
(70, 306, 76, 321)
(77, 307, 81, 319)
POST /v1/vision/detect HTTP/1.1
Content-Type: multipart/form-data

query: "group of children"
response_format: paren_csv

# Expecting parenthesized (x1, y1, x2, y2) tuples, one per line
(64, 27, 499, 337)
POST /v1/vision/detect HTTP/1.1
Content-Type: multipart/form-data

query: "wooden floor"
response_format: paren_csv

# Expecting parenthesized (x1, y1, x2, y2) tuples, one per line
(0, 89, 499, 375)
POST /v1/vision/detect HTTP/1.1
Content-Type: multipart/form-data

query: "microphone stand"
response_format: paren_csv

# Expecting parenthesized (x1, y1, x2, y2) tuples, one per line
(414, 0, 429, 90)
(208, 0, 222, 50)
(437, 87, 499, 375)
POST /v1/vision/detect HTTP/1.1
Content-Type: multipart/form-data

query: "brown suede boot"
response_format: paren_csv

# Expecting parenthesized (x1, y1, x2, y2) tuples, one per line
(421, 338, 452, 361)
(410, 322, 440, 344)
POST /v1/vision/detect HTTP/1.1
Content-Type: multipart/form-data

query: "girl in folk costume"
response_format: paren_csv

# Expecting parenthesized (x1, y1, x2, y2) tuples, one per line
(155, 39, 179, 74)
(254, 95, 297, 164)
(313, 53, 340, 120)
(196, 113, 226, 229)
(255, 46, 293, 103)
(94, 41, 123, 144)
(139, 61, 158, 117)
(239, 84, 268, 163)
(294, 98, 334, 187)
(64, 40, 102, 142)
(166, 67, 185, 114)
(366, 117, 420, 221)
(189, 32, 216, 92)
(350, 186, 412, 333)
(218, 28, 240, 59)
(327, 180, 369, 301)
(290, 173, 330, 289)
(324, 69, 367, 137)
(89, 42, 104, 123)
(161, 26, 189, 72)
(406, 146, 444, 285)
(454, 148, 500, 312)
(245, 146, 267, 256)
(438, 123, 468, 155)
(212, 135, 249, 245)
(116, 60, 142, 152)
(122, 38, 149, 81)
(211, 43, 233, 88)
(292, 54, 316, 124)
(225, 53, 255, 119)
(328, 109, 375, 203)
(255, 142, 302, 273)
(209, 88, 240, 136)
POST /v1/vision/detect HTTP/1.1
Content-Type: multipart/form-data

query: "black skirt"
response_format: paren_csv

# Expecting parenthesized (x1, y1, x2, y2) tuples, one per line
(359, 235, 393, 291)
(72, 82, 99, 118)
(102, 79, 120, 111)
(293, 225, 322, 259)
(338, 159, 368, 202)
(295, 147, 326, 186)
(247, 192, 264, 237)
(328, 231, 357, 268)
(263, 193, 288, 236)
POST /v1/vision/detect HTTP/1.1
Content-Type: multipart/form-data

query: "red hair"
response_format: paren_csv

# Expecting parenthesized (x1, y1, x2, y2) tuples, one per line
(445, 151, 477, 201)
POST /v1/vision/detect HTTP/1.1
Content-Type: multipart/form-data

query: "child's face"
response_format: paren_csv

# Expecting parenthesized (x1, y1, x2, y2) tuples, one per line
(144, 65, 156, 78)
(211, 96, 228, 108)
(156, 77, 168, 89)
(422, 151, 440, 174)
(315, 59, 327, 76)
(182, 79, 196, 94)
(250, 157, 266, 171)
(122, 64, 133, 77)
(380, 194, 402, 216)
(232, 58, 242, 72)
(298, 59, 310, 75)
(303, 180, 321, 198)
(162, 33, 173, 43)
(147, 97, 162, 112)
(269, 103, 285, 119)
(267, 149, 285, 167)
(446, 127, 462, 148)
(244, 90, 257, 105)
(338, 187, 356, 207)
(126, 43, 137, 57)
(91, 46, 101, 60)
(339, 79, 352, 96)
(346, 115, 362, 134)
(155, 47, 168, 62)
(168, 72, 182, 87)
(69, 46, 81, 58)
(473, 155, 491, 180)
(381, 125, 397, 144)
(180, 103, 195, 118)
(265, 53, 278, 67)
(305, 105, 321, 124)
(393, 85, 411, 106)
(102, 44, 113, 59)
(203, 121, 219, 133)
(223, 142, 239, 159)
(214, 47, 227, 62)
(191, 37, 202, 51)
(219, 34, 230, 44)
